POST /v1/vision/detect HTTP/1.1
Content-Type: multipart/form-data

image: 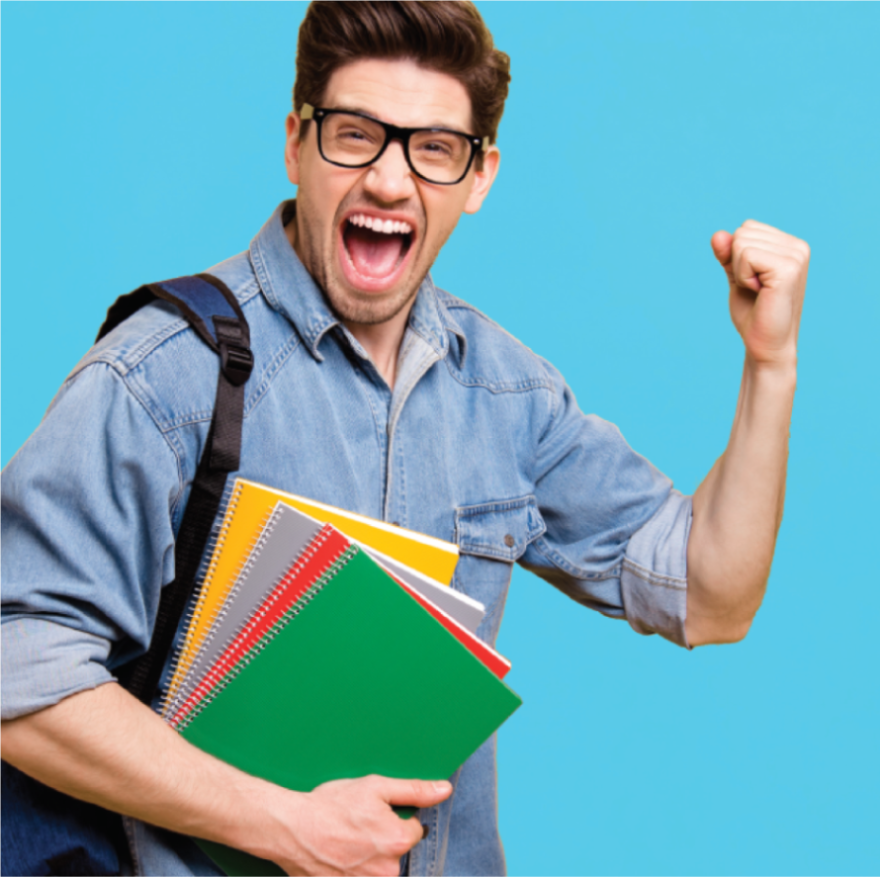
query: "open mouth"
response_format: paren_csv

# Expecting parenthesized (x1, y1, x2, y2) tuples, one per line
(340, 213, 415, 291)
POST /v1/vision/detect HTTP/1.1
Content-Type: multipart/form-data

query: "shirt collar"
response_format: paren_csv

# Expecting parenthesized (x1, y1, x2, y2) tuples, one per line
(249, 201, 467, 365)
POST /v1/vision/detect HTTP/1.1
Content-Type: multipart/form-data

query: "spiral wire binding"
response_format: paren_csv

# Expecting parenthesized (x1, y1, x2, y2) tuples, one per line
(171, 545, 359, 731)
(160, 479, 245, 714)
(167, 527, 342, 724)
(164, 523, 336, 719)
(162, 505, 289, 716)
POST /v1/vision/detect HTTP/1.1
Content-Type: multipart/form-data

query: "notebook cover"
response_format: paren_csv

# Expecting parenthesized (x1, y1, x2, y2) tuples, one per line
(178, 548, 521, 877)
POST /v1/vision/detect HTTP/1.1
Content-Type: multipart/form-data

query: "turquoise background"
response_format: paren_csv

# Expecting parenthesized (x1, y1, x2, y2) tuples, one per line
(2, 3, 878, 875)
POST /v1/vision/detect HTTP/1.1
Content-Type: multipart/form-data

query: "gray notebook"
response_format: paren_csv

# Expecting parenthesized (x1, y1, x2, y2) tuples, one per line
(362, 547, 484, 633)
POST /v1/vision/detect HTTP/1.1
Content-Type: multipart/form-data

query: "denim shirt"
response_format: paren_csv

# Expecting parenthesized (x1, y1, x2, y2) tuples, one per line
(2, 201, 692, 876)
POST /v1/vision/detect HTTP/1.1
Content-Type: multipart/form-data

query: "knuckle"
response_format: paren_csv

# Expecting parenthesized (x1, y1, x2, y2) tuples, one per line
(360, 774, 387, 798)
(388, 835, 413, 858)
(384, 824, 417, 857)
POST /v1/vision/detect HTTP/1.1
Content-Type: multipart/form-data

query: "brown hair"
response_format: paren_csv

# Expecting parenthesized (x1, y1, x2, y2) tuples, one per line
(293, 1, 511, 147)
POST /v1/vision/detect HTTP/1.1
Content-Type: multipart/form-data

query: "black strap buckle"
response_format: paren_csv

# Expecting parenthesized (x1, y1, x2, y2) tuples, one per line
(220, 342, 254, 386)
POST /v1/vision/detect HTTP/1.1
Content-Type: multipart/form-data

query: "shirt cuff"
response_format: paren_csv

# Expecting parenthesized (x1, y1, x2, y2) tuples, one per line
(620, 489, 692, 649)
(1, 617, 115, 720)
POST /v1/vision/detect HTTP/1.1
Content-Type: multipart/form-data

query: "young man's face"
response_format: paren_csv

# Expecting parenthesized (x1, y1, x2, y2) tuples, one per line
(285, 58, 499, 327)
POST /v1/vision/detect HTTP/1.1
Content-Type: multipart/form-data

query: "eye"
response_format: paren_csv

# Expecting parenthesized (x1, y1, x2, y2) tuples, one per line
(413, 136, 460, 163)
(422, 141, 453, 157)
(337, 125, 376, 145)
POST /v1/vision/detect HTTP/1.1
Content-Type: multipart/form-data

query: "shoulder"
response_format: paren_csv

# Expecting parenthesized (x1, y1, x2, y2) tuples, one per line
(435, 287, 560, 396)
(69, 251, 297, 434)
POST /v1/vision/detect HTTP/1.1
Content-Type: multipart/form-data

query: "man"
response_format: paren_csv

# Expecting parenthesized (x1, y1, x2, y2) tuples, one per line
(1, 2, 808, 875)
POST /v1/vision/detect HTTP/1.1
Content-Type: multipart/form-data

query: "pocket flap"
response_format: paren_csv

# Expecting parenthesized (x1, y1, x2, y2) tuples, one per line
(454, 495, 546, 562)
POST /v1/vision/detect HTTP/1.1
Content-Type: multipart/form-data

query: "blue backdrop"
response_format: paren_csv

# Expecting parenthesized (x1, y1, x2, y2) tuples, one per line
(2, 3, 878, 875)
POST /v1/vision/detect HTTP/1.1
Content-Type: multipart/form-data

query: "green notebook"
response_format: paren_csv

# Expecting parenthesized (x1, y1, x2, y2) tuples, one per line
(178, 546, 522, 876)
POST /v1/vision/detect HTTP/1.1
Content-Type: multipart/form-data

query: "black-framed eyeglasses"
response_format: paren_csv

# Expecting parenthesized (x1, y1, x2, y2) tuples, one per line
(300, 103, 489, 186)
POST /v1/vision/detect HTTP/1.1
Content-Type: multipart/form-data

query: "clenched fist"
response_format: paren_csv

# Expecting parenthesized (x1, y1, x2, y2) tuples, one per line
(711, 220, 809, 368)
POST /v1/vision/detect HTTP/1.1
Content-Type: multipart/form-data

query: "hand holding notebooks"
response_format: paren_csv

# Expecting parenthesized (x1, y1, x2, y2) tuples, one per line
(177, 546, 521, 877)
(161, 480, 520, 877)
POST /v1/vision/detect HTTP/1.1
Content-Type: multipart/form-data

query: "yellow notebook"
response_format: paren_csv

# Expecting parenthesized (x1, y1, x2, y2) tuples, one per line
(164, 478, 459, 709)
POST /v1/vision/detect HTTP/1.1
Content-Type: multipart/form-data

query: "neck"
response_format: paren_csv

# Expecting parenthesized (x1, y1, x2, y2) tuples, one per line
(284, 214, 410, 389)
(345, 314, 410, 390)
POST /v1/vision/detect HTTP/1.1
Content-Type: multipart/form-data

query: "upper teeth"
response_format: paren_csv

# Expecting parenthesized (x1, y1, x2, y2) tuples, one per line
(348, 214, 413, 235)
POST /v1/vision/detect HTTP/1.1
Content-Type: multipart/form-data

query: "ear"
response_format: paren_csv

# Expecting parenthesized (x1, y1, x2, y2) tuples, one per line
(284, 112, 303, 186)
(463, 146, 500, 215)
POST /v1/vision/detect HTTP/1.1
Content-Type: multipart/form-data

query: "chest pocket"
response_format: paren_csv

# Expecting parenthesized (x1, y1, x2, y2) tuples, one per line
(453, 495, 546, 645)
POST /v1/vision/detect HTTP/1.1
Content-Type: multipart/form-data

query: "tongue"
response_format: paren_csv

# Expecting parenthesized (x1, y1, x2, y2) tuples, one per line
(345, 226, 405, 278)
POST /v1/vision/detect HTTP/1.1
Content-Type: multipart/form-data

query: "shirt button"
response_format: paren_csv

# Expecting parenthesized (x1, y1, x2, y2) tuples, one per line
(503, 534, 515, 548)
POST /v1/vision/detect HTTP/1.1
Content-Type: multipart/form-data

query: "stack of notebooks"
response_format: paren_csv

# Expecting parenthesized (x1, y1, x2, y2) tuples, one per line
(162, 478, 522, 876)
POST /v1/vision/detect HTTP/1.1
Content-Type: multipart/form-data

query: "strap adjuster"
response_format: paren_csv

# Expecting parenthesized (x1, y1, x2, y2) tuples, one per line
(220, 342, 254, 386)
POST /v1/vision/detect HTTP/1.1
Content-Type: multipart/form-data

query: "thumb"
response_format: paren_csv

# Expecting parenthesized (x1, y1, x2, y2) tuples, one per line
(378, 777, 453, 809)
(711, 230, 736, 288)
(711, 230, 734, 268)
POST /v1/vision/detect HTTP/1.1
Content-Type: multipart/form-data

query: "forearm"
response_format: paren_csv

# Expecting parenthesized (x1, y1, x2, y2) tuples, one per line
(686, 355, 797, 645)
(1, 682, 294, 862)
(1, 681, 450, 875)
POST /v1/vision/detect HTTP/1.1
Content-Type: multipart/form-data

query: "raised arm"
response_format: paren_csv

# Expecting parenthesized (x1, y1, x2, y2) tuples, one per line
(685, 220, 809, 646)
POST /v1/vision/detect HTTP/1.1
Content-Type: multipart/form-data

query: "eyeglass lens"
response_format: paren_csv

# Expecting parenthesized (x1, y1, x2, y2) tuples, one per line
(320, 113, 473, 184)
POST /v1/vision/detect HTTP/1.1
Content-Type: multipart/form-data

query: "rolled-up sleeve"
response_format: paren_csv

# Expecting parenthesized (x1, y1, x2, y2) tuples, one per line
(1, 362, 182, 720)
(620, 488, 691, 647)
(520, 360, 691, 648)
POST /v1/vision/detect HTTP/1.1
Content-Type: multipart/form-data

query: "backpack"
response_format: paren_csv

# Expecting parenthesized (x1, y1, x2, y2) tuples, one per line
(1, 273, 253, 876)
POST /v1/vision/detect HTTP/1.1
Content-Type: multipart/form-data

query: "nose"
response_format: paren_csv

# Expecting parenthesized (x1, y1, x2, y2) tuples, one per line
(362, 139, 417, 205)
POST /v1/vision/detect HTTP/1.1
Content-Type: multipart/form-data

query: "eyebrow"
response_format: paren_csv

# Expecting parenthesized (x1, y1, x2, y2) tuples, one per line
(330, 104, 467, 132)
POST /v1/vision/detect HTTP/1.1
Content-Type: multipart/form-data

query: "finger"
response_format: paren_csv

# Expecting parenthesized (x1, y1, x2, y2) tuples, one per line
(739, 218, 783, 234)
(737, 222, 810, 257)
(372, 776, 453, 808)
(733, 240, 803, 269)
(731, 244, 772, 292)
(380, 806, 432, 856)
(732, 245, 802, 292)
(733, 231, 809, 260)
(711, 230, 737, 288)
(710, 230, 734, 267)
(392, 812, 432, 853)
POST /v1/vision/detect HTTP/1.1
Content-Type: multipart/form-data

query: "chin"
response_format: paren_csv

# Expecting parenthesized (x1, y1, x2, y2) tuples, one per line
(323, 276, 421, 327)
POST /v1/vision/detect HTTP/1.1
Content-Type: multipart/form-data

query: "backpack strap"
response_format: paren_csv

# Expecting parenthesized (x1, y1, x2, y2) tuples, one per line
(97, 273, 254, 705)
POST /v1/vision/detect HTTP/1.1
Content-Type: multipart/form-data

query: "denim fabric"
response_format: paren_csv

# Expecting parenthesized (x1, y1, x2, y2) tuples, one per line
(2, 200, 691, 876)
